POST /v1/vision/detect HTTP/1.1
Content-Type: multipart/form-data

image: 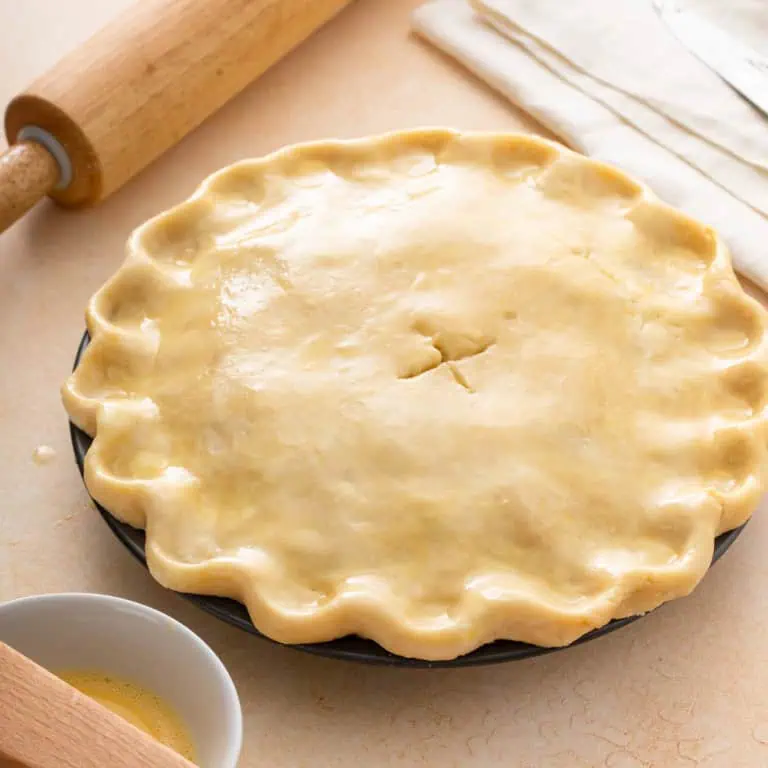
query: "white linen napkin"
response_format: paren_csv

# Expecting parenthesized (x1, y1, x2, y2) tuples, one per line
(412, 0, 768, 289)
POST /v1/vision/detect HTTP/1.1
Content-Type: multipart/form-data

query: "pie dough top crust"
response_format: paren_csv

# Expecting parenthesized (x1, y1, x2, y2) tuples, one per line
(63, 130, 768, 660)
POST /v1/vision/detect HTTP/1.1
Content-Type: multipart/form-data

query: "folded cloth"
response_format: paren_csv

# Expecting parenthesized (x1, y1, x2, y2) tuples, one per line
(412, 0, 768, 290)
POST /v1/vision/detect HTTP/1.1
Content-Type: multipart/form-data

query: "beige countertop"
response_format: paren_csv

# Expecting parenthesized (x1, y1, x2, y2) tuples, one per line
(2, 2, 768, 766)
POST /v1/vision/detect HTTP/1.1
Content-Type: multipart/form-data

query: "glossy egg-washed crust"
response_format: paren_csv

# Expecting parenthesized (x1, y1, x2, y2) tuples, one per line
(63, 129, 768, 660)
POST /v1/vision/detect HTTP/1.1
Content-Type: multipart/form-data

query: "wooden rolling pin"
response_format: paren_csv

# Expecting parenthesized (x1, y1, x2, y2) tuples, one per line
(0, 642, 194, 768)
(0, 0, 352, 233)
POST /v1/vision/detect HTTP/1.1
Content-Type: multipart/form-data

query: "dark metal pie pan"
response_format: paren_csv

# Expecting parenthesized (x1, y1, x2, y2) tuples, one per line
(70, 331, 745, 667)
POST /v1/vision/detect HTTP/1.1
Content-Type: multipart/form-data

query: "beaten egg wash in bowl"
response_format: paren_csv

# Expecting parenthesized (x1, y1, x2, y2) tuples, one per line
(0, 593, 242, 767)
(56, 669, 197, 761)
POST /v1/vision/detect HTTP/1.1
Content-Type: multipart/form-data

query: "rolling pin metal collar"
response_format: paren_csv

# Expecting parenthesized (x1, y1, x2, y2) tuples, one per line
(16, 125, 72, 190)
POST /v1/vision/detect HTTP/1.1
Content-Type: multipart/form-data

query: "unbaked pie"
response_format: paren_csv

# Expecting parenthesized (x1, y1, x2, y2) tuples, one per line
(63, 129, 768, 660)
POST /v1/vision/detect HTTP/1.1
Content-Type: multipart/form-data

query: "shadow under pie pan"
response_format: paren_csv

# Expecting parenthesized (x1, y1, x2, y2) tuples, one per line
(70, 331, 746, 668)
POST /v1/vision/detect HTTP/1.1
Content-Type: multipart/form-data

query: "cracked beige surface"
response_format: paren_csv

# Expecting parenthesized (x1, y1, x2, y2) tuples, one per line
(63, 129, 768, 660)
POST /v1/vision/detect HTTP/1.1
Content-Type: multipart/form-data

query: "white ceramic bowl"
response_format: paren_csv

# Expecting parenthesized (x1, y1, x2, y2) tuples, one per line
(0, 592, 242, 767)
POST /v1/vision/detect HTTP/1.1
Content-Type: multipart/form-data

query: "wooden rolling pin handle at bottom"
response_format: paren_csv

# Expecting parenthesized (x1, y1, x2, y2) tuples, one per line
(0, 142, 59, 232)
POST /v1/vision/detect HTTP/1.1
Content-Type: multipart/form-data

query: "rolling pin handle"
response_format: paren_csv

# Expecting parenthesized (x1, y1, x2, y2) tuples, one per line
(0, 140, 60, 233)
